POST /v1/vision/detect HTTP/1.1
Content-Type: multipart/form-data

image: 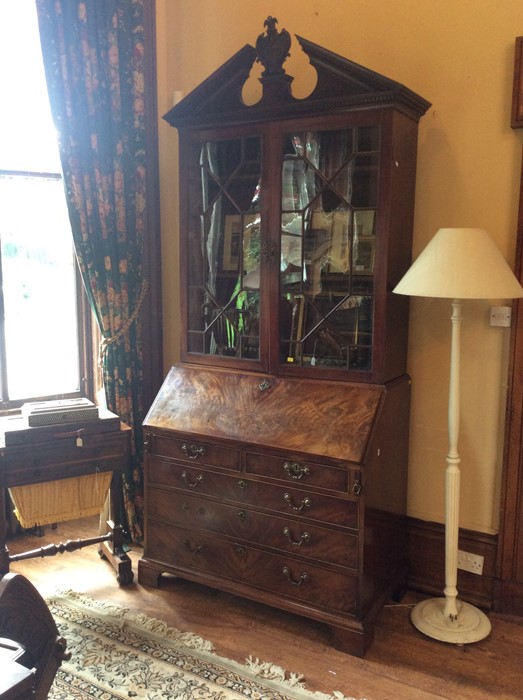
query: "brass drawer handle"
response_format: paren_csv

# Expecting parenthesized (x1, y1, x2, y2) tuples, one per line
(181, 539, 203, 555)
(235, 545, 246, 557)
(283, 461, 310, 480)
(237, 479, 248, 490)
(284, 492, 312, 511)
(237, 510, 248, 520)
(282, 566, 310, 586)
(181, 442, 206, 460)
(283, 527, 311, 546)
(352, 480, 362, 496)
(181, 470, 204, 488)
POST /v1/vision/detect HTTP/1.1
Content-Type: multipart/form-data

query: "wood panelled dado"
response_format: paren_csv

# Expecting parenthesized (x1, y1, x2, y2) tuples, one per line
(496, 36, 523, 615)
(408, 519, 497, 611)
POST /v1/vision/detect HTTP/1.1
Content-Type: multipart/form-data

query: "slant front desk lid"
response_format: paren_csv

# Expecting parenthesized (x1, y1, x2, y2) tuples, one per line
(144, 365, 385, 464)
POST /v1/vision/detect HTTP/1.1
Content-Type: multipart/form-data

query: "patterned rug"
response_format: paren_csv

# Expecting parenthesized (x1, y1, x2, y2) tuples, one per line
(46, 591, 364, 700)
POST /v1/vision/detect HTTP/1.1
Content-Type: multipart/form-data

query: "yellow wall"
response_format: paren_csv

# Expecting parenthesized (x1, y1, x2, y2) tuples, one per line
(155, 0, 523, 534)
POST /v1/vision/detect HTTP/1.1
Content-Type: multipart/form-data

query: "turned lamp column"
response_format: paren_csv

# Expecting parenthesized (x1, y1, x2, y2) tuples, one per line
(444, 298, 461, 622)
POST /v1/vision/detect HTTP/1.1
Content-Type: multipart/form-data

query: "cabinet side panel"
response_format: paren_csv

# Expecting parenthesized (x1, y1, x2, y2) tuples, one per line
(360, 376, 411, 610)
(382, 113, 421, 382)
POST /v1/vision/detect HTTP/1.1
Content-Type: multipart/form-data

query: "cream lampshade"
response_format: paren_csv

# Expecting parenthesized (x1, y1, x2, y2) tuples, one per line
(394, 227, 523, 644)
(394, 227, 523, 299)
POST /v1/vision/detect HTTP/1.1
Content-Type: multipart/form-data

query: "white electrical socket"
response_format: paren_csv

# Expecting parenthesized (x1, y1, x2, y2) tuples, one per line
(490, 306, 512, 327)
(457, 550, 484, 575)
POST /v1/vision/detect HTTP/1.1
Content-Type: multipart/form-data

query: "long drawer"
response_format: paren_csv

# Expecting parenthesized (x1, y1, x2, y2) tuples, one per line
(147, 487, 358, 569)
(145, 521, 357, 614)
(147, 457, 359, 529)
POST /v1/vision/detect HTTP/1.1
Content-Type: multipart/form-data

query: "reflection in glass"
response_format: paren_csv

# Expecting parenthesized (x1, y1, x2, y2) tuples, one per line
(187, 136, 262, 359)
(279, 126, 379, 371)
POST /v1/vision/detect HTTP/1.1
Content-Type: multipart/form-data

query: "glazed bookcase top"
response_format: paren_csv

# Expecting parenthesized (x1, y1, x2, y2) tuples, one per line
(163, 17, 430, 384)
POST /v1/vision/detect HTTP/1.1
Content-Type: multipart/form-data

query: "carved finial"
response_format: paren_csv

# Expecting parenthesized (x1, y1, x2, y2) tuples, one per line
(255, 16, 291, 77)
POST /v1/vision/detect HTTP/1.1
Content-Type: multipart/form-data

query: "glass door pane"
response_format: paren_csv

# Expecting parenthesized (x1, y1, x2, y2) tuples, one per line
(186, 136, 262, 360)
(279, 126, 379, 372)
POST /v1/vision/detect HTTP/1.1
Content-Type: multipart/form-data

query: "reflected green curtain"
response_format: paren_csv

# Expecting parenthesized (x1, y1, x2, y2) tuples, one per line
(35, 0, 150, 542)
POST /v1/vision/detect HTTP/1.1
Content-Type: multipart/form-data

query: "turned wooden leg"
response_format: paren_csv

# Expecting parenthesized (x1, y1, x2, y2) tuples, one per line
(98, 520, 134, 585)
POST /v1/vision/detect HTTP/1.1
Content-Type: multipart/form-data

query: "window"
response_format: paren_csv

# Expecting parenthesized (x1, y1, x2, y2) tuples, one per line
(0, 1, 91, 407)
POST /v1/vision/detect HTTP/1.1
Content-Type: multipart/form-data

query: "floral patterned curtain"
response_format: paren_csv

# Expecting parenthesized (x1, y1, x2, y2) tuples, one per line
(35, 0, 151, 543)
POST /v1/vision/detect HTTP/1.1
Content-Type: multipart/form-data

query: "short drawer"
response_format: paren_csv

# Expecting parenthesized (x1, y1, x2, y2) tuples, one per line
(148, 433, 240, 472)
(146, 460, 358, 529)
(148, 487, 359, 569)
(145, 522, 357, 614)
(245, 451, 348, 492)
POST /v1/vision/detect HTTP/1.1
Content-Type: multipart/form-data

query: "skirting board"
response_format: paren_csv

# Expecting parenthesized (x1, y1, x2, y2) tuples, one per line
(407, 517, 497, 611)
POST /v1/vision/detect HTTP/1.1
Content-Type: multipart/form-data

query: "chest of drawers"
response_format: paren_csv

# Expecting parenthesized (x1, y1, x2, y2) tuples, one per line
(138, 365, 410, 657)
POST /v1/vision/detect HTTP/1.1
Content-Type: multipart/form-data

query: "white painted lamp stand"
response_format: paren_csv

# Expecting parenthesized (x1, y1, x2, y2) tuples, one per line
(410, 299, 491, 643)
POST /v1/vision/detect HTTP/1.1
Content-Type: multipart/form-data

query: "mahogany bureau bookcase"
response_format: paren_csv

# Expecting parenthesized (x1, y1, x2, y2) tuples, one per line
(139, 17, 430, 656)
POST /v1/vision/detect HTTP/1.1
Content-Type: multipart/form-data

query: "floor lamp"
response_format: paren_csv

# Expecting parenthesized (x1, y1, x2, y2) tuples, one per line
(394, 227, 523, 644)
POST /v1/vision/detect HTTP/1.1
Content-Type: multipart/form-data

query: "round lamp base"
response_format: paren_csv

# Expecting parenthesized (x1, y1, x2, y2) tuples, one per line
(411, 597, 491, 644)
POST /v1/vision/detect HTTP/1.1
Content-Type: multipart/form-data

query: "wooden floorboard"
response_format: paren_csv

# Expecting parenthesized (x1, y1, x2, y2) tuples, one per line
(5, 516, 523, 700)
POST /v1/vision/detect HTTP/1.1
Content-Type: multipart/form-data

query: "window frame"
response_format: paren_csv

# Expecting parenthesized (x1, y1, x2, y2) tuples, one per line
(0, 167, 94, 411)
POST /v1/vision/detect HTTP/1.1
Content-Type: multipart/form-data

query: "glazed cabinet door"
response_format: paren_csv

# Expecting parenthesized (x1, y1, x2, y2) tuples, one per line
(276, 119, 380, 377)
(180, 125, 267, 369)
